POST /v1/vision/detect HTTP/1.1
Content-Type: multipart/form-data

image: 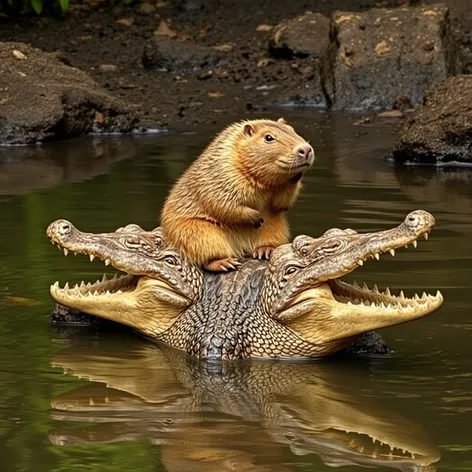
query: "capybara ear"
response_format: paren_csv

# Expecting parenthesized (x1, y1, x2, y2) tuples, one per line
(243, 124, 255, 137)
(277, 117, 287, 124)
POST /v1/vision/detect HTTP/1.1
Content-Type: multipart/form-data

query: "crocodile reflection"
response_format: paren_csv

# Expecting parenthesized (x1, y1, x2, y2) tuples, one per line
(49, 337, 440, 472)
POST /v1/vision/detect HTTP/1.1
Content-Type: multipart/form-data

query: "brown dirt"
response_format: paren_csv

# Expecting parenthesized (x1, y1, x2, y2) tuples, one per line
(0, 0, 470, 131)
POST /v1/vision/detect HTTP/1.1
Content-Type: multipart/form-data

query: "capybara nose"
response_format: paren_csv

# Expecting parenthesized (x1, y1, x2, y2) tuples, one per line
(296, 143, 314, 160)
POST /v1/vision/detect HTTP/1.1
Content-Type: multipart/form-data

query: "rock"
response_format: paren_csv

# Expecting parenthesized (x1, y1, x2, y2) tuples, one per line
(0, 42, 138, 145)
(347, 331, 390, 357)
(325, 4, 456, 111)
(213, 43, 233, 53)
(268, 12, 330, 108)
(116, 17, 135, 27)
(51, 303, 99, 326)
(98, 63, 118, 73)
(143, 36, 224, 72)
(153, 20, 178, 39)
(269, 11, 330, 59)
(391, 75, 472, 165)
(377, 109, 404, 118)
(256, 24, 273, 32)
(137, 2, 156, 15)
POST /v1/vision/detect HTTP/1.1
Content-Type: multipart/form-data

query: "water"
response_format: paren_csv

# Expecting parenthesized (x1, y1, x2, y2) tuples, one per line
(0, 111, 471, 472)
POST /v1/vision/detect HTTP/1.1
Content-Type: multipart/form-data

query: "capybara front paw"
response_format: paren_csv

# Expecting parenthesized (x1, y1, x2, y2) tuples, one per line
(204, 258, 242, 272)
(253, 246, 276, 260)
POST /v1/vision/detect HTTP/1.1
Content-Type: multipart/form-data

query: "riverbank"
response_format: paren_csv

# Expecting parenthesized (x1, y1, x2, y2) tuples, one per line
(1, 0, 471, 131)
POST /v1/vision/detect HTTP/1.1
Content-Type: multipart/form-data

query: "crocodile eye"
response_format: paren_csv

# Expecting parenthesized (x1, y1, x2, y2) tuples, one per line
(164, 256, 177, 266)
(264, 134, 275, 143)
(284, 266, 298, 277)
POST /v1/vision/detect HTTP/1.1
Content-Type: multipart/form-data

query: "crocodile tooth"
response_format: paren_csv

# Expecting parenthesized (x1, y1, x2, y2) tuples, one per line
(424, 232, 429, 240)
(385, 287, 391, 296)
(73, 283, 78, 289)
(64, 282, 69, 291)
(102, 274, 107, 282)
(105, 259, 111, 266)
(373, 284, 379, 293)
(89, 254, 95, 262)
(106, 290, 111, 295)
(80, 281, 85, 288)
(412, 240, 418, 248)
(74, 252, 77, 256)
(63, 248, 69, 256)
(53, 281, 59, 288)
(374, 253, 380, 260)
(353, 281, 359, 288)
(399, 290, 405, 299)
(389, 249, 395, 257)
(362, 283, 368, 290)
(404, 244, 408, 249)
(93, 290, 99, 296)
(357, 259, 363, 266)
(116, 290, 123, 295)
(436, 290, 442, 298)
(414, 293, 420, 300)
(422, 292, 427, 300)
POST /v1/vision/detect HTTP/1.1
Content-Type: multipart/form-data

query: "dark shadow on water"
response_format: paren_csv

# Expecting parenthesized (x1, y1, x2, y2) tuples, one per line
(49, 335, 440, 472)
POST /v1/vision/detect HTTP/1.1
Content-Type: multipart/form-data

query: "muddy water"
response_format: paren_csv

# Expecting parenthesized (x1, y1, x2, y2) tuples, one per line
(0, 111, 471, 472)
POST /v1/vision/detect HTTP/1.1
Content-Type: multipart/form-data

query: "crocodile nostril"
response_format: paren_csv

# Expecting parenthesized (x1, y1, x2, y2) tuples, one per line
(59, 222, 71, 234)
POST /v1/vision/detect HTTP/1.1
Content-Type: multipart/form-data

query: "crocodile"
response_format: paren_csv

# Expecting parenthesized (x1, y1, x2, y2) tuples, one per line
(48, 337, 440, 471)
(47, 210, 443, 360)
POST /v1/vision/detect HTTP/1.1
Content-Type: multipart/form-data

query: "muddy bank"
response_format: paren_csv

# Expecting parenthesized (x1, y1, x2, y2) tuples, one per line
(0, 0, 471, 132)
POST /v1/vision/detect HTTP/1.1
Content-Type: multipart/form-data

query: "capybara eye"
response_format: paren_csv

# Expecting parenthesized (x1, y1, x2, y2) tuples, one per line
(264, 134, 275, 143)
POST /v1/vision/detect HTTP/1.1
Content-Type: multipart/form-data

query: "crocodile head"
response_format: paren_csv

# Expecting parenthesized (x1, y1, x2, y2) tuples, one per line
(47, 220, 204, 337)
(47, 210, 443, 359)
(262, 210, 443, 354)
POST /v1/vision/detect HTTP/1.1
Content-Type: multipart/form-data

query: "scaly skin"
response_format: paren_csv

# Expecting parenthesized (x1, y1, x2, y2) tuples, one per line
(48, 339, 440, 471)
(47, 210, 444, 360)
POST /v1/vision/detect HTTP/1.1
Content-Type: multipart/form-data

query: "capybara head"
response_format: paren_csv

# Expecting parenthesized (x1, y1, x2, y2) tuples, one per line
(235, 118, 315, 186)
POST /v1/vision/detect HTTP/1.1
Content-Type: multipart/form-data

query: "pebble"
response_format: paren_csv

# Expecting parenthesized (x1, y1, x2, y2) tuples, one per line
(99, 64, 118, 73)
(137, 3, 156, 14)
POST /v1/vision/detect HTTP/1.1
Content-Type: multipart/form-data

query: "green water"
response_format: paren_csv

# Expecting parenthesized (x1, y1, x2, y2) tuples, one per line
(0, 111, 471, 472)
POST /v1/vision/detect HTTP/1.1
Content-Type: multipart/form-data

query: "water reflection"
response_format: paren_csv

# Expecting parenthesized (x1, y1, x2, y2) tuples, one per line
(49, 336, 440, 472)
(394, 167, 472, 228)
(0, 137, 141, 195)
